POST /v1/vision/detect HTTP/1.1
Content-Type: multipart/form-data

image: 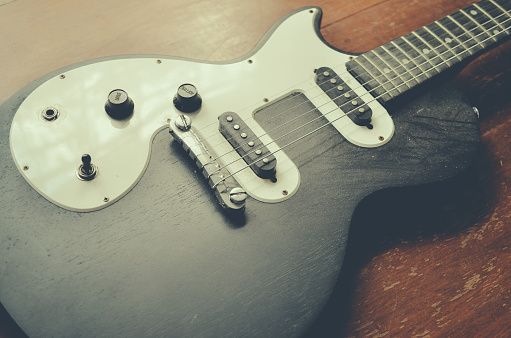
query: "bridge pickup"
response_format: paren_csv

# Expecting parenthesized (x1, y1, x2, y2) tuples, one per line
(169, 115, 246, 212)
(218, 112, 276, 180)
(314, 66, 373, 126)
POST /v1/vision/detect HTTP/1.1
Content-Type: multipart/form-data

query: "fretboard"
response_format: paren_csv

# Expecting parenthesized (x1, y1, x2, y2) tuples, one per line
(346, 0, 511, 104)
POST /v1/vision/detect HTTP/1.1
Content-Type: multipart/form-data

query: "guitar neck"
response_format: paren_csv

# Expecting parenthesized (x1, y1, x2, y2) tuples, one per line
(346, 0, 511, 104)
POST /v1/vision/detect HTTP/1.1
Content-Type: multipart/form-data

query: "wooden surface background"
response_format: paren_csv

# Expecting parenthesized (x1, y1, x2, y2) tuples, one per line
(0, 0, 509, 336)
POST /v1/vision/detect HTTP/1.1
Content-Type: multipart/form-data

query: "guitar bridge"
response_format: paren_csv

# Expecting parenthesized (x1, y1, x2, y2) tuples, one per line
(169, 115, 247, 212)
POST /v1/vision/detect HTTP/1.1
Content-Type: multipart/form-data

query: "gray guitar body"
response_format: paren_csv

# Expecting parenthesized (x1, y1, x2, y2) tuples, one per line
(0, 7, 480, 337)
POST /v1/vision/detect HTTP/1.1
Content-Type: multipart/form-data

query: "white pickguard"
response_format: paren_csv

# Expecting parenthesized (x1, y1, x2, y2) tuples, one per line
(9, 7, 393, 212)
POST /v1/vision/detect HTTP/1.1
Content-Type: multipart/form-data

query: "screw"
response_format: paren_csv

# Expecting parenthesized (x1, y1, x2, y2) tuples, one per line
(229, 187, 247, 204)
(60, 74, 66, 79)
(175, 115, 192, 131)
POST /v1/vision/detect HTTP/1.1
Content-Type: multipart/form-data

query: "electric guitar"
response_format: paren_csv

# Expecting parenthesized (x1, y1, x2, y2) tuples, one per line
(1, 1, 509, 336)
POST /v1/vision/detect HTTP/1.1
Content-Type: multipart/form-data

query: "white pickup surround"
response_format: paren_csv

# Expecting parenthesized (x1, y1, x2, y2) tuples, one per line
(9, 8, 393, 212)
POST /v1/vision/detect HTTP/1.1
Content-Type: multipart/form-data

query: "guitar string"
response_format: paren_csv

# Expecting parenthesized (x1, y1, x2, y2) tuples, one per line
(201, 9, 510, 167)
(204, 13, 511, 178)
(195, 5, 510, 150)
(209, 12, 511, 184)
(191, 8, 509, 160)
(210, 16, 510, 188)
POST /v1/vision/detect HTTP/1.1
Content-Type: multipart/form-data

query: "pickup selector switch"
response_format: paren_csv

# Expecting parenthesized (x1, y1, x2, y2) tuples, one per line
(105, 89, 134, 120)
(173, 84, 202, 113)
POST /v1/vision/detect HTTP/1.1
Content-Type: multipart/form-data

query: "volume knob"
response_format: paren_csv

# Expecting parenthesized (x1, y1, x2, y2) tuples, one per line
(173, 84, 202, 113)
(105, 89, 134, 120)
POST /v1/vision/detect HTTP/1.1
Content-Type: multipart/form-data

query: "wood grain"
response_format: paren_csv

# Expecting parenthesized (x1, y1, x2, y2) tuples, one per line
(0, 0, 509, 337)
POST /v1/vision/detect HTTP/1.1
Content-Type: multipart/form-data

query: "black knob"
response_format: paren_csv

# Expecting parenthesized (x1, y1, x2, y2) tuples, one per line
(173, 84, 202, 113)
(105, 89, 134, 120)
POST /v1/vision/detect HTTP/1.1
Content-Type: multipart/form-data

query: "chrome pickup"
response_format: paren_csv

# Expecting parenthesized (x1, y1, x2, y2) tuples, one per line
(169, 115, 247, 212)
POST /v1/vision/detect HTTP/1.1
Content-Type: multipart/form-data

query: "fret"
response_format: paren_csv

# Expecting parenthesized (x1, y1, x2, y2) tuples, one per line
(413, 28, 452, 68)
(437, 17, 476, 56)
(424, 24, 462, 62)
(345, 0, 511, 106)
(345, 56, 392, 103)
(378, 45, 418, 88)
(402, 34, 441, 75)
(390, 39, 431, 82)
(385, 41, 423, 86)
(481, 0, 511, 38)
(352, 54, 397, 102)
(491, 0, 511, 13)
(368, 49, 407, 93)
(373, 46, 415, 91)
(473, 3, 506, 33)
(449, 12, 489, 50)
(461, 6, 497, 43)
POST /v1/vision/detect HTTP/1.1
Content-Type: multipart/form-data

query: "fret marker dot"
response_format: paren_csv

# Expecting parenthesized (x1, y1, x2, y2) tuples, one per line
(423, 48, 430, 54)
(470, 10, 477, 15)
(383, 68, 391, 74)
(445, 37, 453, 43)
(402, 58, 410, 64)
(493, 29, 500, 35)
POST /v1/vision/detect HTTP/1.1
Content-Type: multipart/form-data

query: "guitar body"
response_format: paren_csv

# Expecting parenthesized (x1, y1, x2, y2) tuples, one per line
(0, 7, 480, 337)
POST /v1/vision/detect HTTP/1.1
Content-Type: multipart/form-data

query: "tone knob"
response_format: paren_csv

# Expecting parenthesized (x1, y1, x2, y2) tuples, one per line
(173, 84, 202, 113)
(105, 89, 134, 120)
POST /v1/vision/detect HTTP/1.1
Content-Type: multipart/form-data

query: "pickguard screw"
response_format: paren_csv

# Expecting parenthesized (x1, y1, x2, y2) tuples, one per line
(156, 60, 162, 64)
(23, 165, 29, 171)
(379, 136, 385, 141)
(263, 98, 269, 103)
(282, 190, 288, 196)
(60, 74, 66, 79)
(103, 197, 109, 202)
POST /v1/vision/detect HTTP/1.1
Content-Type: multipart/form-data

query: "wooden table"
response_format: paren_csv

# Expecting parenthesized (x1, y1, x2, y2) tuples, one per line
(0, 0, 509, 336)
